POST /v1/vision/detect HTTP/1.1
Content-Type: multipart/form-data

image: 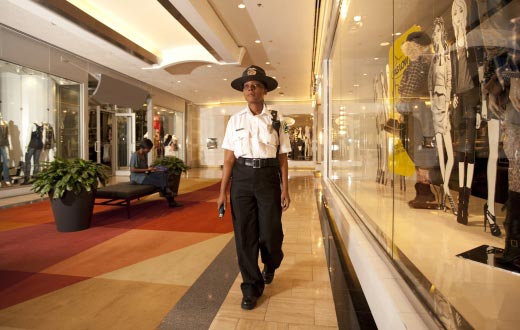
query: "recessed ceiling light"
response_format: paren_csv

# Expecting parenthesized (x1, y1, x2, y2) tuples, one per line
(255, 40, 261, 44)
(177, 80, 181, 83)
(272, 76, 277, 79)
(238, 3, 246, 9)
(265, 61, 270, 65)
(223, 78, 228, 81)
(394, 32, 402, 36)
(353, 84, 360, 87)
(207, 65, 212, 68)
(363, 73, 368, 76)
(277, 86, 281, 89)
(374, 57, 379, 60)
(380, 42, 390, 46)
(353, 15, 362, 22)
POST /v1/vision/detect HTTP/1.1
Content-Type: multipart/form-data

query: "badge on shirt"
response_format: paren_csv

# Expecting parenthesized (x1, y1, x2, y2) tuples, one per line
(282, 121, 289, 134)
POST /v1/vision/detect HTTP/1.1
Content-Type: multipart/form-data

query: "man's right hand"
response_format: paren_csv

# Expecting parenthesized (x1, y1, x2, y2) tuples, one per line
(217, 193, 227, 212)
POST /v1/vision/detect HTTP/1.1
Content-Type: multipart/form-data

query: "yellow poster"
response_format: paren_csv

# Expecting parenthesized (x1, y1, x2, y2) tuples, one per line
(388, 25, 422, 102)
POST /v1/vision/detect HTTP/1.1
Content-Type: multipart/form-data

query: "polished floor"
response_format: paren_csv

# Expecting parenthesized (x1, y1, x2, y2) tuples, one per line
(0, 169, 339, 330)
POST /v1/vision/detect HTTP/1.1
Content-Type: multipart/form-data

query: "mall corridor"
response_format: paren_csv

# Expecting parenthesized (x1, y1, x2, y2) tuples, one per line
(2, 0, 520, 329)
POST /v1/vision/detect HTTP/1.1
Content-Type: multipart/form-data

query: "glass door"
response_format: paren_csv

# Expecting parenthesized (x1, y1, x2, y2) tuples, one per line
(88, 106, 115, 172)
(115, 113, 136, 176)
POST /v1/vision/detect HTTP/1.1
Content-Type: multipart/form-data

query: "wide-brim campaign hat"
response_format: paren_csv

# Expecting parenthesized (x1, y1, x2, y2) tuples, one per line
(231, 65, 278, 92)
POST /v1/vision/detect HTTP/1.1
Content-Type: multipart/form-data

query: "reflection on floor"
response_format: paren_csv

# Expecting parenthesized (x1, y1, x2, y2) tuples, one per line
(0, 169, 340, 330)
(333, 175, 520, 330)
(457, 245, 520, 274)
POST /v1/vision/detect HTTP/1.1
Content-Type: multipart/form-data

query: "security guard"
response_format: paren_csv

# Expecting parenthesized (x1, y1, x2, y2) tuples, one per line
(217, 65, 291, 310)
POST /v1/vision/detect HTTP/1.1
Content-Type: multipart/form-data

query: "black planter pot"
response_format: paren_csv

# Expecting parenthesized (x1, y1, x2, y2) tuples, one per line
(168, 173, 181, 194)
(49, 189, 96, 232)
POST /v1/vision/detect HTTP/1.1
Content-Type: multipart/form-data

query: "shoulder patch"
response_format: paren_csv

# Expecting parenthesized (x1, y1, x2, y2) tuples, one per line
(282, 121, 289, 134)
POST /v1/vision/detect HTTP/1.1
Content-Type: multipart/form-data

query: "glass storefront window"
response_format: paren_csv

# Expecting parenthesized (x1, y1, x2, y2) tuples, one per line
(0, 60, 81, 186)
(286, 114, 314, 161)
(153, 106, 185, 160)
(327, 0, 520, 328)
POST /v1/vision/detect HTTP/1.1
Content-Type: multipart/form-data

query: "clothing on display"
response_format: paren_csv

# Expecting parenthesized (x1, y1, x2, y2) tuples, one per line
(0, 116, 11, 184)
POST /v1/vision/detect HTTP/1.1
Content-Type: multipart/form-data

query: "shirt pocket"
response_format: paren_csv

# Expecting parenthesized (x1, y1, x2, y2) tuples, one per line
(233, 129, 251, 157)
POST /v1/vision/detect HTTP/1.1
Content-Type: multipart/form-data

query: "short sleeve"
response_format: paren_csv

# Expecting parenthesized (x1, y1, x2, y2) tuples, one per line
(221, 118, 235, 151)
(278, 114, 292, 154)
(129, 153, 137, 168)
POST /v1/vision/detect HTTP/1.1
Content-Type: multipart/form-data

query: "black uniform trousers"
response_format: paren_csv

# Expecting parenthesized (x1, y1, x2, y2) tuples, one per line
(230, 161, 284, 297)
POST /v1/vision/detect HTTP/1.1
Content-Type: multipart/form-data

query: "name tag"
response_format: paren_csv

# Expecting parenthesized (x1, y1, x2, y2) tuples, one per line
(235, 128, 244, 131)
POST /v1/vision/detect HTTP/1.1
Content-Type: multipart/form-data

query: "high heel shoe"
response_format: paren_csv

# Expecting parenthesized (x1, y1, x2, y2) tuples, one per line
(445, 193, 458, 216)
(484, 203, 501, 237)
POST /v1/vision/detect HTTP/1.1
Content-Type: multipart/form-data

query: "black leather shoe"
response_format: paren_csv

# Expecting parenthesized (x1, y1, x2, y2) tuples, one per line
(241, 295, 258, 310)
(262, 267, 275, 284)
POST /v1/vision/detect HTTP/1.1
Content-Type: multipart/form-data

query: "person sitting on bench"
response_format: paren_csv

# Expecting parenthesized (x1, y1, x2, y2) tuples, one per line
(130, 138, 178, 207)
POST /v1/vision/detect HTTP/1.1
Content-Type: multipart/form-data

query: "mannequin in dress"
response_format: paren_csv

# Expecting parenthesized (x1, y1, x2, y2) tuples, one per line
(429, 17, 456, 214)
(304, 126, 312, 159)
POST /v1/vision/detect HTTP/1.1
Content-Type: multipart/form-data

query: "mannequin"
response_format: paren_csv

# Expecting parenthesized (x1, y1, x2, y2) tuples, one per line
(0, 113, 12, 186)
(474, 0, 514, 236)
(22, 122, 44, 185)
(429, 17, 456, 214)
(496, 16, 520, 267)
(42, 122, 55, 161)
(304, 126, 312, 159)
(398, 31, 437, 208)
(451, 0, 483, 225)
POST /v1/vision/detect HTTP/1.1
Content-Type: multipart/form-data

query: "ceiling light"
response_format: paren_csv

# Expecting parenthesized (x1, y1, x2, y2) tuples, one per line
(277, 86, 281, 89)
(265, 61, 270, 65)
(207, 65, 212, 68)
(353, 15, 362, 22)
(272, 76, 277, 79)
(374, 57, 379, 60)
(255, 40, 261, 44)
(380, 42, 390, 46)
(177, 80, 181, 83)
(353, 84, 360, 87)
(363, 73, 368, 76)
(238, 3, 246, 9)
(223, 78, 228, 81)
(394, 32, 402, 36)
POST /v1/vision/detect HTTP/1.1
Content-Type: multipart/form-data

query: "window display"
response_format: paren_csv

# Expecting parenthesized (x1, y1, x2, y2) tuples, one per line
(326, 0, 520, 328)
(0, 60, 81, 188)
(286, 114, 313, 161)
(153, 107, 184, 160)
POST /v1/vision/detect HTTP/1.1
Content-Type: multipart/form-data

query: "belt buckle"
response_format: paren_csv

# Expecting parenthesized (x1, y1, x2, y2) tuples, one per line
(253, 159, 261, 168)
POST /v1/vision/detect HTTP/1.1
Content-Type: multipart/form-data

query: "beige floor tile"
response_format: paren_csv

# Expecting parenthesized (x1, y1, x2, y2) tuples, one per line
(293, 253, 327, 267)
(276, 265, 313, 281)
(312, 267, 330, 282)
(209, 316, 240, 330)
(283, 242, 313, 254)
(291, 280, 334, 300)
(263, 278, 293, 298)
(236, 319, 289, 330)
(265, 296, 315, 325)
(287, 325, 338, 330)
(314, 300, 338, 327)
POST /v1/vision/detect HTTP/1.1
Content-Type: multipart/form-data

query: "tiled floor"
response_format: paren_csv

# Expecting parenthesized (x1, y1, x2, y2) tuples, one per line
(209, 175, 339, 330)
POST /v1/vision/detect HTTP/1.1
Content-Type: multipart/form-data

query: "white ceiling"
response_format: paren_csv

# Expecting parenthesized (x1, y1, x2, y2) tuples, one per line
(0, 0, 317, 105)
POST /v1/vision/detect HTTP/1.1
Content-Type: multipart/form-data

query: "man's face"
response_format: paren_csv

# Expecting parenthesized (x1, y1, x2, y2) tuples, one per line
(243, 80, 266, 103)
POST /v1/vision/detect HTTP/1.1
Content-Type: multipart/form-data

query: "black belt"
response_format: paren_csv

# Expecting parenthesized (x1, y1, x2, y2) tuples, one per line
(237, 157, 279, 168)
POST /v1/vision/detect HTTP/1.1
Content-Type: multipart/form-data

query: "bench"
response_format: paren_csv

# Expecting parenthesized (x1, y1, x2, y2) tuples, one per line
(95, 183, 162, 218)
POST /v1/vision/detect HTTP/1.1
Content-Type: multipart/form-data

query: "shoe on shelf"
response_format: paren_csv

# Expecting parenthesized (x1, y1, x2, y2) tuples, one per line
(241, 295, 258, 310)
(262, 266, 275, 284)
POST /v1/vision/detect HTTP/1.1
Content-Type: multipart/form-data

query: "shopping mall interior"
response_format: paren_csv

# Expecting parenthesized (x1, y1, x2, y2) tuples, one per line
(1, 0, 520, 329)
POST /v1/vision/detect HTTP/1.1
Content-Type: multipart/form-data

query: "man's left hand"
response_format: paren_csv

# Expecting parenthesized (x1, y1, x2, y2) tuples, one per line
(281, 191, 290, 212)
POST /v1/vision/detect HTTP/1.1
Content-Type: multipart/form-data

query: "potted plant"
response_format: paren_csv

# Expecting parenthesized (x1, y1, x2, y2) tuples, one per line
(152, 156, 187, 195)
(31, 158, 109, 232)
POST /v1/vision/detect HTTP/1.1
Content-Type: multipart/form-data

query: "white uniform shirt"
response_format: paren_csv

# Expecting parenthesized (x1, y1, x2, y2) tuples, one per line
(222, 105, 291, 159)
